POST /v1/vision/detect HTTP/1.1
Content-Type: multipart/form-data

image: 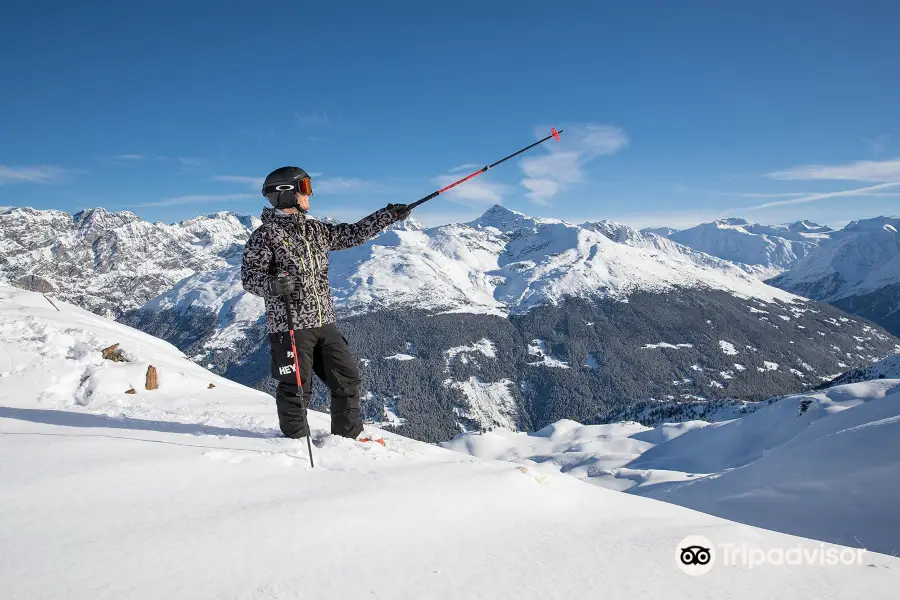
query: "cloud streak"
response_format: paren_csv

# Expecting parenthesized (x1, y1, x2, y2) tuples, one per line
(448, 163, 482, 174)
(0, 164, 77, 184)
(518, 123, 628, 204)
(214, 175, 264, 188)
(742, 181, 900, 210)
(600, 209, 731, 231)
(862, 134, 891, 153)
(316, 177, 374, 194)
(133, 193, 256, 208)
(768, 157, 900, 182)
(295, 111, 331, 128)
(731, 191, 812, 199)
(432, 174, 510, 205)
(521, 179, 559, 206)
(215, 172, 325, 190)
(177, 157, 206, 169)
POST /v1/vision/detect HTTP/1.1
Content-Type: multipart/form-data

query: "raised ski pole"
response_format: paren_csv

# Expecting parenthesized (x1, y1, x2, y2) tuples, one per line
(407, 128, 563, 210)
(281, 285, 314, 468)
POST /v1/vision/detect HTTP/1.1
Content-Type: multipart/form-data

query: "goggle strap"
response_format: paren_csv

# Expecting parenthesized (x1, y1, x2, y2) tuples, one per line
(262, 177, 312, 196)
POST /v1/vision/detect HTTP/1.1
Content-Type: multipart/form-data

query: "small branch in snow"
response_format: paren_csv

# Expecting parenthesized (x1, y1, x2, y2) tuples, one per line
(43, 294, 60, 312)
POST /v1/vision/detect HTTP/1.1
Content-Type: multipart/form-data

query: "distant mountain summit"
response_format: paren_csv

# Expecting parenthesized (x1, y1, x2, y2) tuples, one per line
(769, 216, 900, 336)
(647, 217, 834, 276)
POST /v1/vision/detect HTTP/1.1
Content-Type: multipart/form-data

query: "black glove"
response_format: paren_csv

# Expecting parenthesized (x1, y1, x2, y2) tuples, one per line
(270, 275, 298, 298)
(386, 203, 412, 221)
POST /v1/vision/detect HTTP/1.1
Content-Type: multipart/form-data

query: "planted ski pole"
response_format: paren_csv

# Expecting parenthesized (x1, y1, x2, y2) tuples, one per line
(408, 128, 563, 210)
(281, 279, 314, 468)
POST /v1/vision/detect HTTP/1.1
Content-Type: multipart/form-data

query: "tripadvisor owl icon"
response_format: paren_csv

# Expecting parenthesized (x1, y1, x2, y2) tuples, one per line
(676, 535, 715, 576)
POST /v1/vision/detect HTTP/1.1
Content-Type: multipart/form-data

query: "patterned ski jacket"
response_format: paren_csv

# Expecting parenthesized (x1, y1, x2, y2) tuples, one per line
(241, 206, 397, 332)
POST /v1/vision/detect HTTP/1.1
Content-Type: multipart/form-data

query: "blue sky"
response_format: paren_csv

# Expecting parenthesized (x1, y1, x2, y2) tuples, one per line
(1, 1, 899, 230)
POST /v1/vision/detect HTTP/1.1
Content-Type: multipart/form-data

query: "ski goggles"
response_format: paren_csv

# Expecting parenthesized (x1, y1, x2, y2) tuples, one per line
(264, 177, 313, 196)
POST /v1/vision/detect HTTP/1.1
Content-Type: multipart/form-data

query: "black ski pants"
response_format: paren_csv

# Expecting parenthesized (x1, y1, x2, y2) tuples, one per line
(269, 323, 363, 439)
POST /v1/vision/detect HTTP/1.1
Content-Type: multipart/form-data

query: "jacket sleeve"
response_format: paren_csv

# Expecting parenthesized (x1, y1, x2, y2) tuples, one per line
(241, 228, 275, 297)
(325, 208, 396, 251)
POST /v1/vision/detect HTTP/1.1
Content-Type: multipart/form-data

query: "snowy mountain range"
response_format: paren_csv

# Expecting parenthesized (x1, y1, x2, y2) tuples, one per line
(3, 204, 899, 442)
(3, 284, 897, 597)
(648, 217, 834, 276)
(132, 204, 803, 325)
(768, 216, 900, 336)
(111, 204, 898, 441)
(648, 215, 900, 337)
(0, 206, 259, 317)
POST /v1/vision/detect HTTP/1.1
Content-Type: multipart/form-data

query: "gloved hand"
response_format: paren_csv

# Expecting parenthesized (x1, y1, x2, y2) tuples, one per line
(270, 275, 299, 298)
(385, 203, 412, 221)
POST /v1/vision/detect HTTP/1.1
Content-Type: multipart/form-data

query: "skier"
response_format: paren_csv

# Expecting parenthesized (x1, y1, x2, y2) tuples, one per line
(241, 166, 412, 441)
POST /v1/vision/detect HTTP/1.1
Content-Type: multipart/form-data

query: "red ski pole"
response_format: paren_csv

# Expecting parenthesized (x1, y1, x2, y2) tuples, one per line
(408, 128, 563, 210)
(281, 283, 314, 468)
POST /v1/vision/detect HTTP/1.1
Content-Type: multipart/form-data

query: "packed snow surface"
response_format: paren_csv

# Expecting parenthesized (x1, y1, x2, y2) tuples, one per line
(444, 379, 900, 556)
(3, 285, 897, 598)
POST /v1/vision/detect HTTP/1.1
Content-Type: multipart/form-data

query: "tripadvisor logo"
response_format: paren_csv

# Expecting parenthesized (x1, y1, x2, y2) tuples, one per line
(675, 535, 867, 576)
(676, 536, 715, 576)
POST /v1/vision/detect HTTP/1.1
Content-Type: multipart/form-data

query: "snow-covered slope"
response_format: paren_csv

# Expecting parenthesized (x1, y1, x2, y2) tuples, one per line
(769, 216, 900, 300)
(769, 216, 900, 336)
(167, 211, 261, 266)
(0, 207, 257, 317)
(141, 267, 265, 352)
(445, 378, 900, 555)
(2, 284, 898, 598)
(634, 379, 900, 555)
(825, 352, 900, 386)
(651, 218, 833, 276)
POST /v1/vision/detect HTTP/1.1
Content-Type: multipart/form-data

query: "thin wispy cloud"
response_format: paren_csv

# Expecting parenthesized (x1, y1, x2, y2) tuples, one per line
(449, 163, 482, 174)
(862, 134, 891, 153)
(240, 128, 275, 142)
(670, 185, 813, 200)
(134, 193, 256, 208)
(742, 181, 900, 210)
(412, 208, 487, 228)
(518, 123, 628, 205)
(177, 157, 206, 169)
(0, 164, 77, 184)
(432, 174, 510, 205)
(601, 209, 729, 231)
(522, 178, 559, 206)
(295, 111, 331, 127)
(214, 175, 265, 188)
(113, 154, 147, 161)
(768, 157, 900, 182)
(215, 172, 326, 190)
(317, 177, 374, 194)
(731, 191, 812, 199)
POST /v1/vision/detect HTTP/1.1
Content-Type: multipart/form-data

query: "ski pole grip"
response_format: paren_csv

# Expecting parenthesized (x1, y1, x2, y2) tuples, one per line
(278, 272, 296, 331)
(408, 192, 439, 210)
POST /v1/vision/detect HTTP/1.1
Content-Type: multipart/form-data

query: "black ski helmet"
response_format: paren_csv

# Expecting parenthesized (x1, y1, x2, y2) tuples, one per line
(262, 166, 311, 209)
